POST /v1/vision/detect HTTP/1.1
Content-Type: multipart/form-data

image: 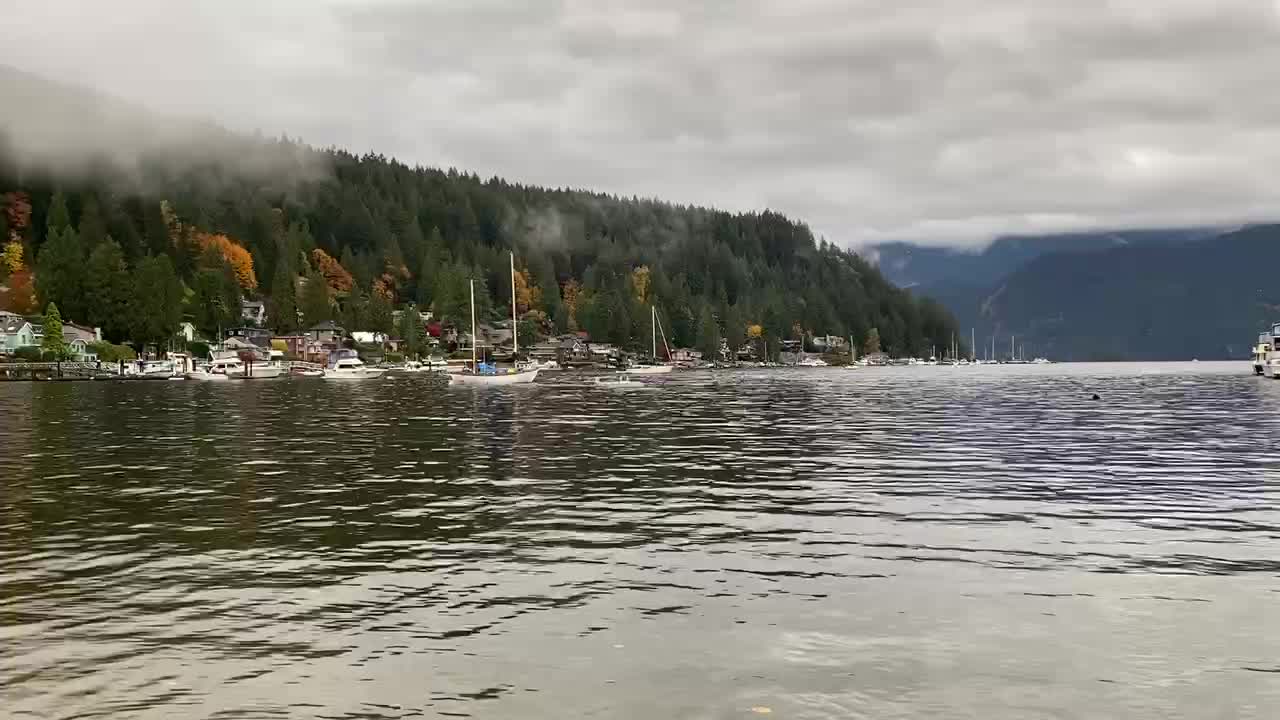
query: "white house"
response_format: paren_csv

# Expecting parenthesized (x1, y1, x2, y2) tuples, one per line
(241, 299, 266, 326)
(177, 322, 197, 343)
(0, 316, 38, 355)
(351, 331, 388, 345)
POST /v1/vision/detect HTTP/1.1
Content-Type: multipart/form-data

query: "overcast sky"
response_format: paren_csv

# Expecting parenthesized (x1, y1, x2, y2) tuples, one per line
(4, 0, 1280, 247)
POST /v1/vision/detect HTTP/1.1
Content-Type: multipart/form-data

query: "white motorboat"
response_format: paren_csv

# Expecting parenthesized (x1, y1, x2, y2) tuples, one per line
(798, 357, 828, 367)
(323, 356, 387, 380)
(244, 362, 286, 379)
(187, 359, 240, 381)
(1254, 322, 1280, 375)
(396, 360, 433, 374)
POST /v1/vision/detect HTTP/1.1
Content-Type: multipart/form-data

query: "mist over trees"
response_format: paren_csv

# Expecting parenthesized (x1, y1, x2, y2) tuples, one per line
(1, 137, 960, 358)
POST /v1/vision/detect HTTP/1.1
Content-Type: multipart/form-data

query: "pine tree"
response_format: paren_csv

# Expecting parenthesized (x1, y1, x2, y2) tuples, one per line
(342, 287, 369, 331)
(300, 271, 332, 327)
(192, 246, 241, 339)
(41, 302, 67, 360)
(84, 239, 132, 342)
(78, 196, 108, 251)
(416, 227, 446, 307)
(266, 263, 299, 334)
(35, 227, 86, 322)
(369, 290, 393, 338)
(142, 200, 170, 257)
(697, 303, 721, 360)
(45, 191, 71, 241)
(863, 327, 882, 356)
(398, 303, 421, 358)
(131, 255, 183, 350)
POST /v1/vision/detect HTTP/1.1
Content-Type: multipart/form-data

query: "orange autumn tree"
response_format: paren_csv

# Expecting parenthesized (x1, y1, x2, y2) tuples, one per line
(3, 269, 36, 314)
(561, 278, 583, 329)
(311, 249, 353, 294)
(195, 232, 257, 291)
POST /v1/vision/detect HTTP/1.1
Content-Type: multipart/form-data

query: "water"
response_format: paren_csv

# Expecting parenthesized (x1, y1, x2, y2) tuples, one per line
(2, 362, 1278, 719)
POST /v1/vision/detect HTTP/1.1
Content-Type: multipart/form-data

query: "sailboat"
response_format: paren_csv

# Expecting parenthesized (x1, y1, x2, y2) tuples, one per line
(629, 306, 675, 375)
(449, 252, 540, 386)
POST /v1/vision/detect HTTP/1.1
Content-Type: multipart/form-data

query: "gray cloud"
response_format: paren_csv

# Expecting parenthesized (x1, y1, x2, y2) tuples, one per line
(4, 0, 1280, 247)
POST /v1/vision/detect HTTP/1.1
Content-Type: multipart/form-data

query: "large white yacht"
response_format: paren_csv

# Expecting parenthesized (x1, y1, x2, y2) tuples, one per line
(1254, 322, 1280, 376)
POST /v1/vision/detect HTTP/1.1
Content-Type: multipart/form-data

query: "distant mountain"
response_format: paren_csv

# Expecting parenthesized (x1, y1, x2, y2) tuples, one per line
(870, 229, 1216, 290)
(941, 226, 1280, 361)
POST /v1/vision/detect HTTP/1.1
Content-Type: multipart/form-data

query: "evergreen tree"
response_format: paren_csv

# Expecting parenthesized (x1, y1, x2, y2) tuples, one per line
(864, 327, 882, 356)
(369, 290, 393, 337)
(78, 196, 108, 251)
(41, 302, 67, 360)
(45, 191, 71, 241)
(142, 200, 170, 257)
(398, 304, 422, 358)
(697, 303, 721, 360)
(35, 227, 86, 322)
(41, 301, 68, 358)
(300, 271, 332, 327)
(192, 246, 241, 338)
(84, 239, 132, 342)
(131, 255, 183, 350)
(723, 304, 745, 357)
(416, 227, 446, 307)
(342, 287, 369, 331)
(266, 263, 299, 334)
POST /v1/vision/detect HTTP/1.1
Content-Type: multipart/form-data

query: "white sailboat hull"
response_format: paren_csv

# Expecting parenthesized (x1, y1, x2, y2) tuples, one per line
(627, 364, 674, 375)
(449, 368, 540, 386)
(323, 368, 388, 380)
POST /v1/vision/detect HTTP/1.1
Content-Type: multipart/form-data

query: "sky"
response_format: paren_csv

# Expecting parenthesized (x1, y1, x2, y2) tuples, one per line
(4, 0, 1280, 248)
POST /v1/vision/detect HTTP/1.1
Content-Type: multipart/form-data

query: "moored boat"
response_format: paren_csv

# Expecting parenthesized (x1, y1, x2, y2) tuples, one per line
(323, 354, 387, 380)
(593, 372, 643, 389)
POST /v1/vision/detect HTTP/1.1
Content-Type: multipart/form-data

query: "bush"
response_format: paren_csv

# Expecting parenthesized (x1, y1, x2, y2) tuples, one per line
(384, 352, 404, 364)
(87, 341, 136, 363)
(188, 341, 211, 360)
(13, 346, 43, 361)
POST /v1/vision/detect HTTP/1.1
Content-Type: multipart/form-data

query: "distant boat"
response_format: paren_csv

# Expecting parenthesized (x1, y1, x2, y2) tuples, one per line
(324, 355, 387, 380)
(1254, 322, 1280, 376)
(1032, 357, 1051, 365)
(450, 254, 539, 387)
(593, 372, 644, 389)
(798, 357, 828, 367)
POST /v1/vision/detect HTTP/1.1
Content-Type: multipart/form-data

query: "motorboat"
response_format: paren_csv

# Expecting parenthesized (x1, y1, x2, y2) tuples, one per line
(187, 358, 242, 381)
(1254, 322, 1280, 376)
(797, 357, 828, 367)
(323, 356, 388, 380)
(518, 359, 561, 372)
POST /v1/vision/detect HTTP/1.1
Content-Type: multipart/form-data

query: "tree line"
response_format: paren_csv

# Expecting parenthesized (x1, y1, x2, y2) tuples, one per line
(1, 138, 962, 359)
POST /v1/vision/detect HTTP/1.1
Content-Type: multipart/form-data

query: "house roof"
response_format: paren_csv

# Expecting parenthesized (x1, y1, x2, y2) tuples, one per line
(0, 317, 29, 334)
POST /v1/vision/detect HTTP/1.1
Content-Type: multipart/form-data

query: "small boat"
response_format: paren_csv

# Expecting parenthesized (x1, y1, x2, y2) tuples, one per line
(187, 361, 237, 381)
(1032, 357, 1051, 365)
(798, 357, 828, 367)
(395, 360, 432, 374)
(323, 356, 387, 380)
(1254, 322, 1280, 376)
(594, 373, 644, 388)
(244, 362, 286, 379)
(518, 359, 561, 372)
(449, 255, 542, 388)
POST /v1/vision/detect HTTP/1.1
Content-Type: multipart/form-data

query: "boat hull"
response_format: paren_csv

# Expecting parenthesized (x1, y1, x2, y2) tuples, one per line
(449, 369, 540, 386)
(626, 365, 674, 375)
(323, 369, 388, 380)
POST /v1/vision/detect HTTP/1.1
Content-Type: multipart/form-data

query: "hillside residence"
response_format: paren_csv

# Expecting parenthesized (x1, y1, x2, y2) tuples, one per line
(308, 321, 345, 345)
(351, 331, 388, 345)
(241, 299, 266, 325)
(670, 348, 703, 362)
(226, 327, 273, 348)
(178, 322, 197, 343)
(812, 335, 848, 351)
(1, 318, 99, 360)
(273, 335, 308, 358)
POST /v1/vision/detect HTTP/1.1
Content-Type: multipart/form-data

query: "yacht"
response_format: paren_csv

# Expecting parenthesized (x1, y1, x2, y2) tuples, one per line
(187, 357, 244, 381)
(1254, 322, 1280, 376)
(323, 355, 387, 380)
(797, 357, 828, 367)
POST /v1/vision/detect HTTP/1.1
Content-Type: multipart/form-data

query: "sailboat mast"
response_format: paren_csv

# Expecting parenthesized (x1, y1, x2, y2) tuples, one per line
(970, 328, 975, 361)
(1010, 335, 1015, 361)
(651, 305, 657, 359)
(509, 252, 518, 357)
(470, 279, 478, 370)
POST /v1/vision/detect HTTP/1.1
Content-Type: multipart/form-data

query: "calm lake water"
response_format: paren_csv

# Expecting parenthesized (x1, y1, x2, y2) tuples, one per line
(2, 362, 1278, 719)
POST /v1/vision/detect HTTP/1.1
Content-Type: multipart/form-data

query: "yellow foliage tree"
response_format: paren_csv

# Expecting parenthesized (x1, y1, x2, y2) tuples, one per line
(311, 249, 354, 294)
(562, 278, 583, 330)
(747, 324, 763, 339)
(2, 242, 23, 276)
(631, 265, 651, 304)
(514, 268, 540, 315)
(195, 232, 258, 291)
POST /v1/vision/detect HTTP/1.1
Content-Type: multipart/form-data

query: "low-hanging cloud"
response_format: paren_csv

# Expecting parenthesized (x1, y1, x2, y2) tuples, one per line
(4, 0, 1280, 247)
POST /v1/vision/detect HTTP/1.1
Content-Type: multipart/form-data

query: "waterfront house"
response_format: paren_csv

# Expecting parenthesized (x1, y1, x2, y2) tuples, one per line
(308, 321, 345, 345)
(272, 334, 308, 358)
(63, 324, 101, 361)
(671, 348, 703, 363)
(241, 299, 266, 326)
(226, 327, 273, 349)
(0, 316, 38, 355)
(177, 322, 197, 343)
(812, 335, 847, 351)
(351, 331, 388, 346)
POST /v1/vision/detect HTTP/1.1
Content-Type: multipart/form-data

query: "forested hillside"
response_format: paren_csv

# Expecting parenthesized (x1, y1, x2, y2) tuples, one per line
(0, 84, 960, 360)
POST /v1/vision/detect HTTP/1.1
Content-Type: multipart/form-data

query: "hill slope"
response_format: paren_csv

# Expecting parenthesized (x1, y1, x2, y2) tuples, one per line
(0, 67, 959, 358)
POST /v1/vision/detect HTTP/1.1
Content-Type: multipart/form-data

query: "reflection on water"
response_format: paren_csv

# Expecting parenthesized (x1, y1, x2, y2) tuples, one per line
(2, 362, 1279, 719)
